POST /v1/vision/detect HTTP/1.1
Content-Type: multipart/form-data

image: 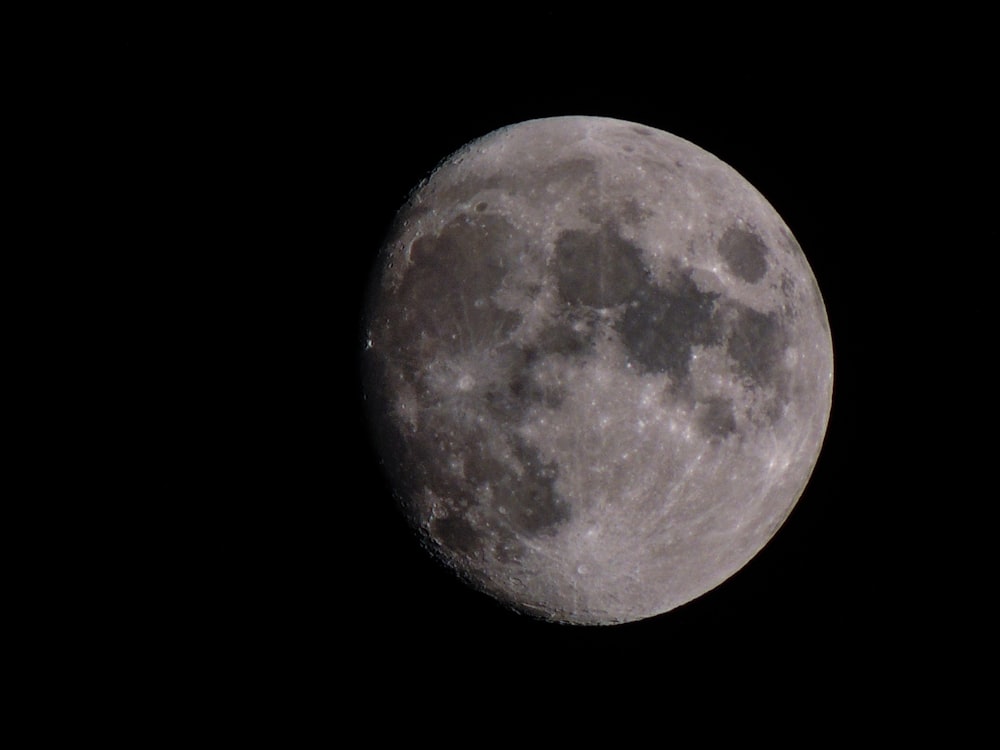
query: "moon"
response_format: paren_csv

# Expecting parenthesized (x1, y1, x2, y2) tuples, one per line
(362, 116, 833, 625)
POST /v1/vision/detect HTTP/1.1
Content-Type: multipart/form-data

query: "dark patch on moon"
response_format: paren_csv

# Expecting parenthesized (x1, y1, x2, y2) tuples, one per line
(431, 516, 482, 555)
(491, 438, 569, 537)
(461, 437, 510, 489)
(534, 319, 594, 358)
(554, 224, 649, 308)
(537, 157, 597, 190)
(619, 197, 653, 226)
(718, 227, 769, 283)
(484, 344, 567, 419)
(475, 201, 488, 212)
(617, 270, 721, 381)
(726, 306, 786, 388)
(484, 382, 529, 421)
(696, 397, 738, 440)
(413, 427, 570, 556)
(395, 213, 521, 354)
(510, 356, 565, 409)
(435, 172, 506, 206)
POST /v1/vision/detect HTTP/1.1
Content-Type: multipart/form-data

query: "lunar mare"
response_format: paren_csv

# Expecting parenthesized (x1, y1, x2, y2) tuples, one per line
(363, 116, 833, 625)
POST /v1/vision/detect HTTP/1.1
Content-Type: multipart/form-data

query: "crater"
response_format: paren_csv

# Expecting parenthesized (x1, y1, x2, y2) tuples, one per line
(718, 226, 769, 283)
(780, 270, 796, 298)
(616, 270, 721, 381)
(778, 271, 800, 320)
(554, 224, 649, 308)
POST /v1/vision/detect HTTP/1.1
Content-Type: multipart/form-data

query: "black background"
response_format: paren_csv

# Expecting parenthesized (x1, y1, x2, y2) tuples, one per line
(22, 5, 986, 737)
(111, 8, 978, 704)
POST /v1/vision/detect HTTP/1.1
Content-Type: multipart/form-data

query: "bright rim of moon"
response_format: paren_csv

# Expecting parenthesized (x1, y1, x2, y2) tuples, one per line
(363, 116, 833, 625)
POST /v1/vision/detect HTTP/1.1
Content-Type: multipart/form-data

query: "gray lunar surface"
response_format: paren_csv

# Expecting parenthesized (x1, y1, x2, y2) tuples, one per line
(362, 116, 833, 625)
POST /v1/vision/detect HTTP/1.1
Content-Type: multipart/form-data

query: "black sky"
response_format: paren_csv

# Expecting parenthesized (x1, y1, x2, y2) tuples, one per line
(125, 9, 969, 697)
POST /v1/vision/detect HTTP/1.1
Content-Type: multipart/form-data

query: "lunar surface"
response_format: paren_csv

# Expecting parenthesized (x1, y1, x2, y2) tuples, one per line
(362, 116, 833, 625)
